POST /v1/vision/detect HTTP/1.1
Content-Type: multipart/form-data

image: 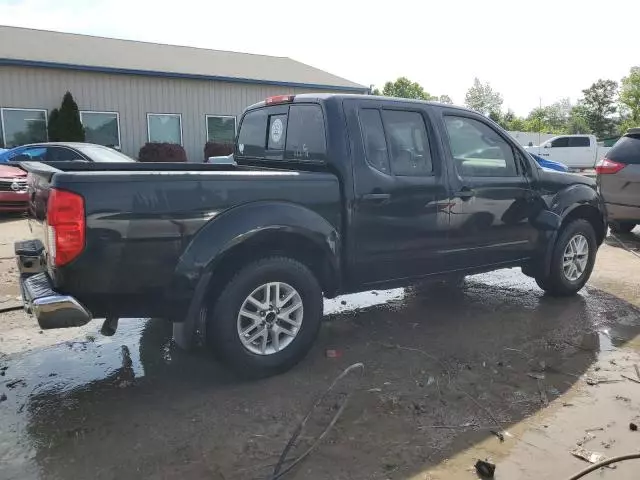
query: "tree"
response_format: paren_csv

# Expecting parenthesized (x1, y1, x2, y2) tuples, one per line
(379, 77, 434, 100)
(49, 91, 85, 142)
(619, 66, 640, 129)
(437, 94, 453, 104)
(464, 78, 503, 116)
(47, 108, 61, 142)
(580, 79, 618, 139)
(566, 104, 591, 134)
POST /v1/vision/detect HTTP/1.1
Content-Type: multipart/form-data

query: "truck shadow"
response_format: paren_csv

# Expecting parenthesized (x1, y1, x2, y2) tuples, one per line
(3, 270, 640, 479)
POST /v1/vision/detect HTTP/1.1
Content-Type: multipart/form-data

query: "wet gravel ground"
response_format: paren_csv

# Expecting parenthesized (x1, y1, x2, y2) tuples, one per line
(1, 217, 640, 480)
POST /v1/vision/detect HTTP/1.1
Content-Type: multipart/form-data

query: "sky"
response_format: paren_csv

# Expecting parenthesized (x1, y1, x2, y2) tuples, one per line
(1, 0, 638, 115)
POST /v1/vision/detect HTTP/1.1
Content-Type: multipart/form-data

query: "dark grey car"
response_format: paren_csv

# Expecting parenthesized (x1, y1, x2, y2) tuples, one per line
(597, 128, 640, 233)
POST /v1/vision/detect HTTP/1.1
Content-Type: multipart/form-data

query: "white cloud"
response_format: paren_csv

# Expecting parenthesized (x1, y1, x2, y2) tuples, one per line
(1, 0, 638, 115)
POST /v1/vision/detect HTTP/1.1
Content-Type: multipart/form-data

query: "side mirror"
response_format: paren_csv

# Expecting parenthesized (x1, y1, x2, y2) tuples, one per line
(543, 143, 551, 149)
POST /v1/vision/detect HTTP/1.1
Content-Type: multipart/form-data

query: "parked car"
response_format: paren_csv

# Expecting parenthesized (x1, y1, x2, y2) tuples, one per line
(596, 128, 640, 233)
(15, 94, 606, 377)
(0, 164, 28, 212)
(0, 142, 136, 163)
(529, 153, 569, 172)
(525, 134, 609, 169)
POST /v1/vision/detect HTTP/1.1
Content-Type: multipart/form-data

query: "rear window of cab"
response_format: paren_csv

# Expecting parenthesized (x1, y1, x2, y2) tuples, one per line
(236, 103, 327, 163)
(607, 132, 640, 165)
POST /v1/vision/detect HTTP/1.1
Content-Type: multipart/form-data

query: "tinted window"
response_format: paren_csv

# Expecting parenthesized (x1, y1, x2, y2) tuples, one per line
(607, 135, 640, 165)
(75, 145, 135, 162)
(237, 109, 268, 157)
(444, 116, 517, 177)
(568, 136, 590, 147)
(285, 105, 326, 162)
(47, 147, 84, 162)
(551, 137, 569, 147)
(382, 110, 432, 176)
(14, 147, 47, 161)
(267, 114, 287, 151)
(359, 109, 390, 174)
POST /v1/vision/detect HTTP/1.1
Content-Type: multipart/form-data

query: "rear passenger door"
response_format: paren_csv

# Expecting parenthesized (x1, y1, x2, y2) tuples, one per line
(344, 99, 451, 286)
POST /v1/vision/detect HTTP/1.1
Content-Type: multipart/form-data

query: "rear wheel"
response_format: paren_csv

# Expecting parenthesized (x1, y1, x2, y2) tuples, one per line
(609, 221, 635, 234)
(535, 219, 597, 296)
(206, 256, 323, 378)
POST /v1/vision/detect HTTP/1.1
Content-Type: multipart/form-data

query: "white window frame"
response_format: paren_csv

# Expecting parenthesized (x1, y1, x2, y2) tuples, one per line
(80, 110, 122, 149)
(205, 115, 237, 143)
(0, 107, 48, 147)
(146, 113, 183, 145)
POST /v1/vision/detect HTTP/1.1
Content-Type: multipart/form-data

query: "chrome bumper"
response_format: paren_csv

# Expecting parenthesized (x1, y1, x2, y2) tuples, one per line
(16, 240, 92, 329)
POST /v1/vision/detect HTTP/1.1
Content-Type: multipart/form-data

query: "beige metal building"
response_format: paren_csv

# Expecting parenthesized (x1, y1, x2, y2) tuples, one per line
(0, 26, 367, 161)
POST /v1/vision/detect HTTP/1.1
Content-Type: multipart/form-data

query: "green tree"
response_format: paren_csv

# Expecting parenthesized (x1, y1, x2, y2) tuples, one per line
(437, 94, 453, 104)
(566, 104, 591, 134)
(378, 77, 434, 100)
(502, 109, 526, 131)
(619, 66, 640, 128)
(464, 78, 503, 116)
(52, 91, 85, 141)
(580, 79, 618, 139)
(48, 108, 61, 142)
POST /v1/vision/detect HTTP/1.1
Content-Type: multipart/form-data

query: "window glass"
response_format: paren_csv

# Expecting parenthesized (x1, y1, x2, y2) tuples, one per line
(444, 116, 517, 177)
(75, 145, 136, 162)
(237, 109, 268, 157)
(359, 109, 390, 174)
(206, 116, 236, 144)
(81, 112, 120, 148)
(11, 147, 47, 161)
(0, 116, 4, 149)
(267, 114, 287, 151)
(551, 137, 569, 148)
(568, 136, 590, 147)
(1, 109, 47, 147)
(382, 110, 432, 176)
(47, 147, 85, 162)
(285, 105, 326, 162)
(147, 114, 182, 144)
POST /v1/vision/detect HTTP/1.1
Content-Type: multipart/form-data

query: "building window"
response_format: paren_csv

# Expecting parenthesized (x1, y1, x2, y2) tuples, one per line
(1, 108, 47, 148)
(80, 111, 121, 149)
(147, 113, 182, 145)
(206, 115, 236, 144)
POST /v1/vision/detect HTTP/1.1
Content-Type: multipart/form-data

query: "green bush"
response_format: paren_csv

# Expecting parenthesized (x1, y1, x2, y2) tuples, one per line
(48, 92, 85, 142)
(138, 142, 187, 162)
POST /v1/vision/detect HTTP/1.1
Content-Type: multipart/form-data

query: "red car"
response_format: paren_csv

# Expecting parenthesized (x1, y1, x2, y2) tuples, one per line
(0, 164, 28, 212)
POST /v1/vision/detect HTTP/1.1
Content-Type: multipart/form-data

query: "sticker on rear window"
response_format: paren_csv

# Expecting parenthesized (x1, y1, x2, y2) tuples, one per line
(270, 118, 284, 144)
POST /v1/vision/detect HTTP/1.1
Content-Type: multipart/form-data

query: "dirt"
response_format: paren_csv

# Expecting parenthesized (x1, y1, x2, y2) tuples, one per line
(1, 216, 640, 480)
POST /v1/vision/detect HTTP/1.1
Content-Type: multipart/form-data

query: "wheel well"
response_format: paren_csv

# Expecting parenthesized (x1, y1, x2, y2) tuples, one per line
(205, 231, 339, 303)
(562, 205, 605, 245)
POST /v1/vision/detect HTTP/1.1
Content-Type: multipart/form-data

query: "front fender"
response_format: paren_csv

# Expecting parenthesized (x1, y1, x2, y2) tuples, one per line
(548, 183, 602, 219)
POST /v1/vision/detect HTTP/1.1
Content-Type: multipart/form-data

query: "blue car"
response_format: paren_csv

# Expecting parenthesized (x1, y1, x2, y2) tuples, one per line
(529, 153, 568, 172)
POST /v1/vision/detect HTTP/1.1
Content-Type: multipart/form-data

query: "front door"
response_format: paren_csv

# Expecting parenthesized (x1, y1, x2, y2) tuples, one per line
(344, 99, 451, 287)
(441, 112, 540, 269)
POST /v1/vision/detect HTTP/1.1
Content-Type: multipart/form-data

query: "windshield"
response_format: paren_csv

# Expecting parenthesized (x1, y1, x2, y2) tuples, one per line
(75, 145, 136, 162)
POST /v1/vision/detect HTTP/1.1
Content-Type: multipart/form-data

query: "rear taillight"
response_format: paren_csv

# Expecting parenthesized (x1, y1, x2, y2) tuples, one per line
(46, 189, 85, 267)
(265, 95, 295, 105)
(596, 158, 626, 175)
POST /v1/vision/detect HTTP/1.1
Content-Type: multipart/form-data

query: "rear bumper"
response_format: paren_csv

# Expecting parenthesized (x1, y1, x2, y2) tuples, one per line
(15, 240, 92, 329)
(604, 202, 640, 223)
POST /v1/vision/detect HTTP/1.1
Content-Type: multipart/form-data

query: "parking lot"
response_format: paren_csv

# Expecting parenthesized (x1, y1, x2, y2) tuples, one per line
(1, 215, 639, 480)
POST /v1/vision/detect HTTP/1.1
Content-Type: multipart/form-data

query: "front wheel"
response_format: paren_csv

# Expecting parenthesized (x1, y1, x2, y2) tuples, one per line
(609, 221, 635, 234)
(535, 219, 597, 297)
(206, 256, 323, 378)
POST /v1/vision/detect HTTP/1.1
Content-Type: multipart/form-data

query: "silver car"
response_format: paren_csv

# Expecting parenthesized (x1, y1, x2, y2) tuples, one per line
(597, 128, 640, 233)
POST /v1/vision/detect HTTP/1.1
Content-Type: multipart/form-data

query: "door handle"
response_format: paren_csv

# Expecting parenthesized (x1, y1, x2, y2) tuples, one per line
(362, 193, 391, 203)
(456, 187, 475, 200)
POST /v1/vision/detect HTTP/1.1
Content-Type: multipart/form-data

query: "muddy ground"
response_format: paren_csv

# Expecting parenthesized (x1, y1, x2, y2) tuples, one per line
(1, 215, 639, 480)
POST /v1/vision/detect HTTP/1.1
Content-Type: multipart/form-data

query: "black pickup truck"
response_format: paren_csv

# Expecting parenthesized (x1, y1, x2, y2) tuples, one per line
(16, 94, 606, 376)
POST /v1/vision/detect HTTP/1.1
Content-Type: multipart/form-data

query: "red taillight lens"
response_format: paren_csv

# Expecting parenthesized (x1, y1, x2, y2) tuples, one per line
(47, 189, 85, 267)
(265, 95, 295, 105)
(596, 158, 626, 175)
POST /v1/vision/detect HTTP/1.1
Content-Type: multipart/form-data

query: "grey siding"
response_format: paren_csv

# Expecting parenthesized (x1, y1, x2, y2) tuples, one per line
(0, 66, 345, 161)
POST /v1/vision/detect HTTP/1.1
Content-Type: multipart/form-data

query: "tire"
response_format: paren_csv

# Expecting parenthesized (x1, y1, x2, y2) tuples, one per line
(609, 221, 635, 234)
(206, 256, 323, 378)
(535, 219, 597, 297)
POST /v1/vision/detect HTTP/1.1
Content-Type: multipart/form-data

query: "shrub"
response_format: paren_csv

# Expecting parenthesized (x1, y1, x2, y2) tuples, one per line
(138, 142, 187, 162)
(204, 141, 234, 161)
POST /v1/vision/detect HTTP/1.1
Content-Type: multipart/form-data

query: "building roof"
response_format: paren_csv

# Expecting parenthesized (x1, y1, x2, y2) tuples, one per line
(0, 26, 367, 92)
